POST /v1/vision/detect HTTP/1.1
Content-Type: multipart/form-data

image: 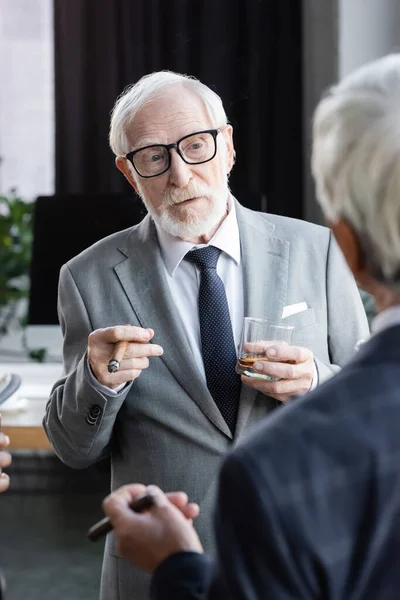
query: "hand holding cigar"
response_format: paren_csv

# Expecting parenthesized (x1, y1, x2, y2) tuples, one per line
(104, 325, 164, 379)
(87, 325, 163, 386)
(88, 492, 155, 541)
(108, 325, 131, 373)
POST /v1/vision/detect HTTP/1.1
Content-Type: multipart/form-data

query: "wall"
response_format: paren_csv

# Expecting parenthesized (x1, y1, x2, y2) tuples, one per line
(339, 0, 400, 78)
(303, 0, 339, 224)
(0, 0, 54, 201)
(303, 0, 400, 224)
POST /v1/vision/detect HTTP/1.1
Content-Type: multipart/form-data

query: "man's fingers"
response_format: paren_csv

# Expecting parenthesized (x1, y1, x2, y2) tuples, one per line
(262, 344, 311, 364)
(95, 344, 163, 386)
(181, 503, 200, 520)
(103, 484, 196, 525)
(0, 473, 10, 493)
(103, 484, 173, 519)
(90, 325, 152, 345)
(0, 433, 10, 448)
(241, 340, 279, 355)
(145, 485, 169, 509)
(103, 484, 147, 519)
(0, 451, 12, 469)
(88, 327, 163, 387)
(118, 357, 150, 372)
(253, 360, 298, 381)
(104, 483, 147, 507)
(121, 343, 163, 359)
(242, 374, 307, 396)
(166, 491, 189, 508)
(166, 491, 200, 520)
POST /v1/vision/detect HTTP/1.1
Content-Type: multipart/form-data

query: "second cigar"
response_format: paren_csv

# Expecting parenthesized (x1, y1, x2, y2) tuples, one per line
(88, 493, 155, 542)
(108, 325, 131, 373)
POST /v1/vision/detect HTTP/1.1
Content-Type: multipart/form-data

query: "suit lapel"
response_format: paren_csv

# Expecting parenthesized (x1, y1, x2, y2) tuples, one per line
(114, 216, 232, 439)
(234, 202, 290, 439)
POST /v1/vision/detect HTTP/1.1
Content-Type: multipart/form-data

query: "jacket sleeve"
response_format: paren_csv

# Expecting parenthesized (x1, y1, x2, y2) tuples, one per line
(151, 552, 215, 600)
(314, 231, 370, 383)
(42, 263, 133, 469)
(208, 451, 319, 599)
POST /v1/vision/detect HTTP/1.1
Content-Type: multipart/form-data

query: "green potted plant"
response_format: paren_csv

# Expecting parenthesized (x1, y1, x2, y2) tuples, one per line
(0, 189, 48, 361)
(0, 188, 34, 336)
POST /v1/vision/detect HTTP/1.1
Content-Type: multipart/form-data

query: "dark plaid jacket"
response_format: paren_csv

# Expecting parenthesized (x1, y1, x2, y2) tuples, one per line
(152, 325, 400, 600)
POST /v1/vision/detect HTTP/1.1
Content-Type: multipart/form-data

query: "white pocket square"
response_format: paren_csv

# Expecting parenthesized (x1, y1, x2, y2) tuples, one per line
(282, 302, 308, 319)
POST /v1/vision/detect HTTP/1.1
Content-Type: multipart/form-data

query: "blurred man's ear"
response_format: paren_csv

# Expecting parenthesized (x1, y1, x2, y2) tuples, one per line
(115, 157, 139, 194)
(329, 219, 366, 285)
(330, 218, 400, 312)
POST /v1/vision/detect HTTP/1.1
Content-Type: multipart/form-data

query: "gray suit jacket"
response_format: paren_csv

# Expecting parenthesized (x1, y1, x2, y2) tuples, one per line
(43, 201, 369, 600)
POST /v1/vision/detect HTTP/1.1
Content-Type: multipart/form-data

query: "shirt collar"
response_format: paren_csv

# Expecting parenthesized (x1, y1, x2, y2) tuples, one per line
(371, 305, 400, 336)
(155, 194, 241, 276)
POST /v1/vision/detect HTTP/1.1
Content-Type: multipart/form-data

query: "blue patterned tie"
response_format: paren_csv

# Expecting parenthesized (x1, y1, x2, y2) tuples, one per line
(186, 246, 241, 433)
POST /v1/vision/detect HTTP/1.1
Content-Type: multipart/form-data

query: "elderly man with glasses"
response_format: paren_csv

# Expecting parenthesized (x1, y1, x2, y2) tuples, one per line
(43, 70, 368, 600)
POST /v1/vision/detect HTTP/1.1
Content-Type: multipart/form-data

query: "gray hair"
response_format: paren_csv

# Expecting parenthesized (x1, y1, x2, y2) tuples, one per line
(312, 53, 400, 288)
(109, 70, 229, 156)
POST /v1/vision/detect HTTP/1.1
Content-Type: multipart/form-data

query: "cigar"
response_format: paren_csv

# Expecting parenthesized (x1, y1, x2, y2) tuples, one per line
(87, 492, 155, 542)
(107, 325, 131, 373)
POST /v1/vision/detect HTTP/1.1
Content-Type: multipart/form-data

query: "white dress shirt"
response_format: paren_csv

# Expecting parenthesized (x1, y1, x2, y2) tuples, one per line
(155, 197, 244, 380)
(371, 305, 400, 336)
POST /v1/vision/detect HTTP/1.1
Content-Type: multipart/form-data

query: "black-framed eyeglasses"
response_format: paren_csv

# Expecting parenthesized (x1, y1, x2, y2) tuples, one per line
(125, 129, 221, 178)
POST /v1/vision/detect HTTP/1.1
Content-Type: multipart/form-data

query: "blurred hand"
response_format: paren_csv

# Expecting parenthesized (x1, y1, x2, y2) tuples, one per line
(242, 344, 314, 402)
(0, 432, 11, 493)
(88, 325, 163, 389)
(103, 484, 203, 572)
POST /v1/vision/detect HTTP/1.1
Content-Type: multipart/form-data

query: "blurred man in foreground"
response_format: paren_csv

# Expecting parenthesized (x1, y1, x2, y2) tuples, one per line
(103, 53, 400, 599)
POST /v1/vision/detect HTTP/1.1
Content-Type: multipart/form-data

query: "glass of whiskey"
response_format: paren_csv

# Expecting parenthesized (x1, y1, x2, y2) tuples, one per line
(235, 317, 295, 380)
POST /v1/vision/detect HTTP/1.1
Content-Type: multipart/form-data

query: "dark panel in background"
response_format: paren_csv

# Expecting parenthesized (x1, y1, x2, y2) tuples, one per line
(54, 0, 303, 217)
(28, 194, 146, 325)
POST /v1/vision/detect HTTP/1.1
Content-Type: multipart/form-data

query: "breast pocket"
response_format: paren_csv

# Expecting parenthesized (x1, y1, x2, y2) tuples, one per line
(283, 308, 317, 347)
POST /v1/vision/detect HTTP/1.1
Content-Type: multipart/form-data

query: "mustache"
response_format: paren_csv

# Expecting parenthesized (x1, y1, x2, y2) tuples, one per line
(162, 183, 213, 206)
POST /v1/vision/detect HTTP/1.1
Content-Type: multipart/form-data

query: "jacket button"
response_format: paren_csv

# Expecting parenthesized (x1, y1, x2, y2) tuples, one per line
(90, 404, 102, 417)
(86, 404, 102, 425)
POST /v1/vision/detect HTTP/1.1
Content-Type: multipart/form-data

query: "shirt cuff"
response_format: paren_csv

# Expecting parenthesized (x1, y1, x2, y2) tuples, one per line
(309, 360, 319, 391)
(85, 358, 126, 396)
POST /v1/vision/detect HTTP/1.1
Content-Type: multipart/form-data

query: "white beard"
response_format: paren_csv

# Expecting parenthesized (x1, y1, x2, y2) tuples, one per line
(138, 178, 230, 239)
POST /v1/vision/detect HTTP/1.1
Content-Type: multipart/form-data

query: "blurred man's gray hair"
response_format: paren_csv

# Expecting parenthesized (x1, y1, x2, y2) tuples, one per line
(312, 53, 400, 288)
(109, 71, 229, 157)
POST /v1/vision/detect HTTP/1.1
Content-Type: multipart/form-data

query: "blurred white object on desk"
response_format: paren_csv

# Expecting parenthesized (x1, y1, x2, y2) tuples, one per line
(0, 363, 62, 449)
(0, 393, 28, 414)
(0, 371, 24, 412)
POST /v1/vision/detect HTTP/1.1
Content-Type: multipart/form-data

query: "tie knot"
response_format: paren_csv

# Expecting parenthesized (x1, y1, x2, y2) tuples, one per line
(186, 246, 221, 270)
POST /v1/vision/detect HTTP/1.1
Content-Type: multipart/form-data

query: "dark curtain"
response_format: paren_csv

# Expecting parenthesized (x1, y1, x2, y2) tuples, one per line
(54, 0, 303, 217)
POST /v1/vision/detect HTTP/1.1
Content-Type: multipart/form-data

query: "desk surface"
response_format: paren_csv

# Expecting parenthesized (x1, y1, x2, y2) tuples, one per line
(2, 400, 51, 449)
(1, 363, 62, 450)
